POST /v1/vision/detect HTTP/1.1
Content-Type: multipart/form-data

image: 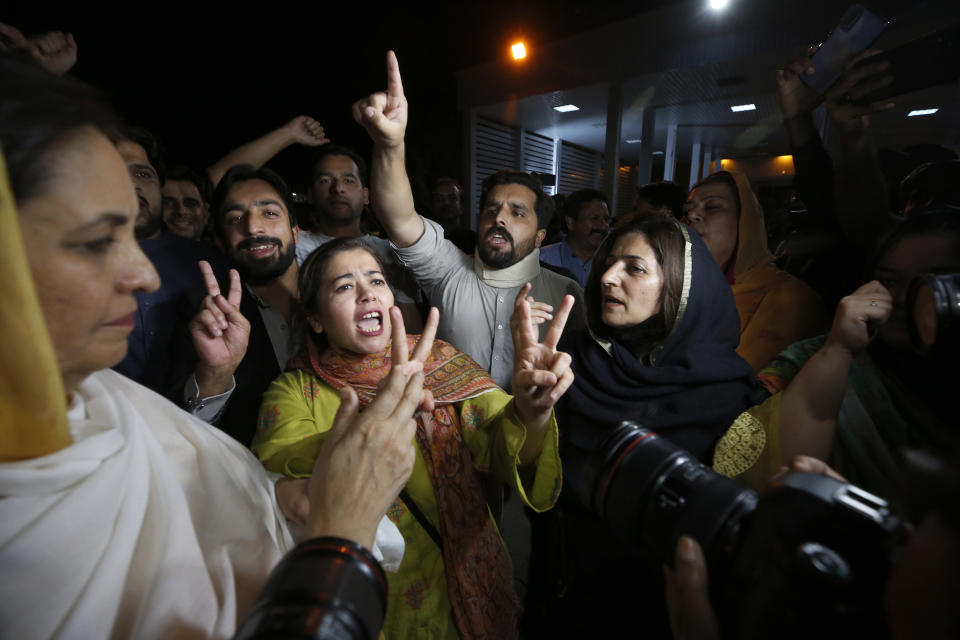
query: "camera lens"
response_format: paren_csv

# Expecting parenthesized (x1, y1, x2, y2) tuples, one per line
(580, 422, 757, 565)
(234, 538, 387, 640)
(907, 273, 960, 353)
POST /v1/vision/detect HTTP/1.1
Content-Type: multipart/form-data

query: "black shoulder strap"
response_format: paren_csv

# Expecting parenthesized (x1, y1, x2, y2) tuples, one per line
(399, 489, 443, 551)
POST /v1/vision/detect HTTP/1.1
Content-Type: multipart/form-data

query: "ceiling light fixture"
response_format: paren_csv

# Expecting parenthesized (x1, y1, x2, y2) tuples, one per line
(908, 108, 939, 117)
(730, 103, 756, 112)
(554, 104, 580, 113)
(625, 139, 641, 144)
(709, 0, 729, 9)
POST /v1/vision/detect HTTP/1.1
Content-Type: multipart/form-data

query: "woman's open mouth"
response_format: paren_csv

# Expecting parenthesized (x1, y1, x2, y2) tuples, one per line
(356, 310, 384, 336)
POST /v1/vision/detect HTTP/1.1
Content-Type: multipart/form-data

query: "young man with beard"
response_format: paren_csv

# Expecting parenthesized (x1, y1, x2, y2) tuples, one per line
(540, 188, 611, 288)
(354, 52, 584, 390)
(172, 165, 301, 445)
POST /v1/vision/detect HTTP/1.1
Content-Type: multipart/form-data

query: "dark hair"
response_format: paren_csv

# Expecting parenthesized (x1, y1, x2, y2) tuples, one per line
(563, 188, 610, 222)
(584, 215, 687, 339)
(480, 170, 552, 230)
(900, 160, 960, 213)
(433, 176, 461, 192)
(0, 51, 122, 204)
(211, 164, 296, 236)
(870, 207, 960, 277)
(121, 126, 166, 186)
(690, 171, 741, 216)
(166, 164, 213, 205)
(296, 237, 388, 354)
(635, 181, 687, 219)
(310, 144, 369, 186)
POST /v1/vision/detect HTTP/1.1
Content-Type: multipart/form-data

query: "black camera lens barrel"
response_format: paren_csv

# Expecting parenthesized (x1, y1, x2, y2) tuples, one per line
(233, 537, 388, 640)
(584, 422, 758, 566)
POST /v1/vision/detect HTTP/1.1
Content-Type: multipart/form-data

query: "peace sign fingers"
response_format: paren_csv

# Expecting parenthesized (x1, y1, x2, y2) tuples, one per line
(198, 260, 221, 297)
(410, 307, 439, 365)
(511, 283, 539, 355)
(543, 294, 574, 352)
(389, 306, 411, 370)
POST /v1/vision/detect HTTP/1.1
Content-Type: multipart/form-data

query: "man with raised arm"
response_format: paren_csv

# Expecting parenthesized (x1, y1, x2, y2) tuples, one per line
(353, 51, 584, 390)
(207, 115, 329, 187)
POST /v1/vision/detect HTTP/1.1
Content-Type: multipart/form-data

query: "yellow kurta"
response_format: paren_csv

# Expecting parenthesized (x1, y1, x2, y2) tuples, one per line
(252, 369, 562, 639)
(712, 393, 784, 491)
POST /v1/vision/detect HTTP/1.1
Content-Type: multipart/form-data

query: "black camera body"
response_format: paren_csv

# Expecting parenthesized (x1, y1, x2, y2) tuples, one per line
(572, 422, 905, 639)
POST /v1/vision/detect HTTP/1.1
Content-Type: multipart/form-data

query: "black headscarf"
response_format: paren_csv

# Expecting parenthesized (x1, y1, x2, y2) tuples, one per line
(559, 218, 767, 464)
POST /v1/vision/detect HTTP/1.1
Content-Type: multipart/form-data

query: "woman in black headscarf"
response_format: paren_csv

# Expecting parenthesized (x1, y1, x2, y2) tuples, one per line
(524, 214, 769, 638)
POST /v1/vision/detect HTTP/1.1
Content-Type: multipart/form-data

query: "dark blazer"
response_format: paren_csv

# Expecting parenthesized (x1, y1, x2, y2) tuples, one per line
(114, 233, 280, 447)
(114, 234, 231, 393)
(215, 289, 282, 446)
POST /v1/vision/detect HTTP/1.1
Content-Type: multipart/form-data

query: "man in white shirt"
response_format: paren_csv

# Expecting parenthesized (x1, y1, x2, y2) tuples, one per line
(353, 52, 584, 390)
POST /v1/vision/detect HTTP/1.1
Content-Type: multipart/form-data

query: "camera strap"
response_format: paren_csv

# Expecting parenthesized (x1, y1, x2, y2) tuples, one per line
(400, 489, 444, 551)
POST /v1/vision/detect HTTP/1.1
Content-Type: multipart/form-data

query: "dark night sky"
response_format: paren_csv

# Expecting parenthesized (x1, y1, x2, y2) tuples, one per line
(4, 1, 676, 189)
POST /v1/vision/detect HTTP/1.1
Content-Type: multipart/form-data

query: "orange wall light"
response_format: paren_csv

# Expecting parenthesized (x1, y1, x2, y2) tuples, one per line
(511, 42, 527, 60)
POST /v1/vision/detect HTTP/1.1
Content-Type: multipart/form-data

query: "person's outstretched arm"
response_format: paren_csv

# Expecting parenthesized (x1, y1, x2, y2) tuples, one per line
(777, 280, 892, 462)
(0, 22, 77, 76)
(352, 51, 424, 248)
(825, 51, 896, 247)
(207, 115, 329, 187)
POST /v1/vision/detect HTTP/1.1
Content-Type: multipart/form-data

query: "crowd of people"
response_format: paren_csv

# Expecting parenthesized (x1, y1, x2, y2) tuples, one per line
(1, 16, 958, 640)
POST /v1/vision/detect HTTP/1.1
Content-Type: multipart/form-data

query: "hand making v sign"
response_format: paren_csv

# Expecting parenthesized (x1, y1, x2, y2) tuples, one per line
(510, 282, 575, 465)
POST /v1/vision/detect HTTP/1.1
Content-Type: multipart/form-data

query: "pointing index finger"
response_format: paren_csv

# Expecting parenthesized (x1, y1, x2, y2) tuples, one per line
(386, 50, 404, 99)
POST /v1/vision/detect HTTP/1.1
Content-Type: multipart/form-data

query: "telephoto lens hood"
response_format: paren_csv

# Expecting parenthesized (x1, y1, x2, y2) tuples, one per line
(233, 537, 388, 640)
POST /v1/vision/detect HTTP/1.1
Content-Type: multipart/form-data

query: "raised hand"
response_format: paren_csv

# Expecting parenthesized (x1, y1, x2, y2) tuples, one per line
(29, 30, 77, 76)
(352, 50, 407, 148)
(522, 295, 555, 326)
(0, 23, 77, 76)
(189, 260, 251, 397)
(825, 280, 892, 355)
(825, 49, 895, 135)
(775, 45, 823, 120)
(387, 305, 439, 412)
(511, 284, 574, 462)
(303, 306, 431, 548)
(285, 115, 330, 147)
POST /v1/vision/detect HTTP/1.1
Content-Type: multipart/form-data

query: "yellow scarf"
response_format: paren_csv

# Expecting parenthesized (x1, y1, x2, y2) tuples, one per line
(0, 147, 70, 461)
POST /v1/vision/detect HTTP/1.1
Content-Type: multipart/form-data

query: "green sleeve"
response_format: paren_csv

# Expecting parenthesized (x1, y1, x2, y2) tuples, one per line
(712, 392, 782, 492)
(458, 390, 562, 512)
(251, 370, 342, 478)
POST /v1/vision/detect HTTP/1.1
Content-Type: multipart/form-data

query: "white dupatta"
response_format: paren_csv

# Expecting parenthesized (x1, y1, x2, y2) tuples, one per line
(0, 369, 292, 639)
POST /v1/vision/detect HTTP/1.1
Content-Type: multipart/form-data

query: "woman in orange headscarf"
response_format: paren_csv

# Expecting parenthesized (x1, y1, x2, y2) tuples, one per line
(683, 170, 827, 370)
